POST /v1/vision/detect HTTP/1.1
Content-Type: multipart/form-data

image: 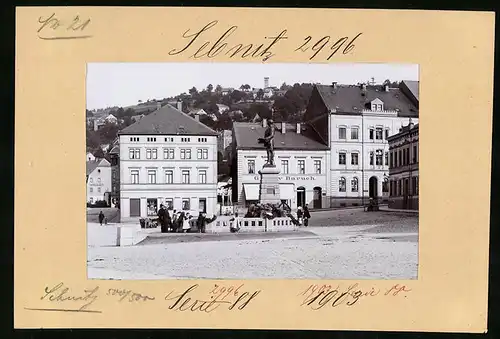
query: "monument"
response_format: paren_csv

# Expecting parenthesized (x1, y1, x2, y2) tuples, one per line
(257, 119, 281, 205)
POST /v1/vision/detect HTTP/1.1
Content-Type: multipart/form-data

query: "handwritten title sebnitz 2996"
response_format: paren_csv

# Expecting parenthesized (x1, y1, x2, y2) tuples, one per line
(169, 20, 363, 62)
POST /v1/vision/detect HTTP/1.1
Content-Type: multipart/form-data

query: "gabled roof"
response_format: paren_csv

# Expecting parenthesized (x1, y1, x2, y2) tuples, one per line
(401, 80, 419, 102)
(233, 122, 329, 151)
(86, 159, 110, 176)
(315, 82, 419, 117)
(119, 104, 218, 136)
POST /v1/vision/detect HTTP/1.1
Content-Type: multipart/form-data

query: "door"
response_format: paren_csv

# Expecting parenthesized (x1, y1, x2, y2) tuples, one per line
(199, 198, 207, 213)
(296, 187, 306, 208)
(369, 176, 378, 200)
(313, 187, 322, 209)
(130, 198, 140, 217)
(403, 178, 409, 209)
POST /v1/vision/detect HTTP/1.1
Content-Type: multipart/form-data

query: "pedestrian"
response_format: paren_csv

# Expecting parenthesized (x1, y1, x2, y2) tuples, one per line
(171, 210, 178, 232)
(199, 213, 216, 233)
(98, 211, 105, 226)
(196, 213, 204, 233)
(297, 206, 304, 226)
(158, 204, 166, 233)
(182, 212, 191, 233)
(303, 204, 311, 227)
(165, 207, 172, 232)
(230, 213, 241, 233)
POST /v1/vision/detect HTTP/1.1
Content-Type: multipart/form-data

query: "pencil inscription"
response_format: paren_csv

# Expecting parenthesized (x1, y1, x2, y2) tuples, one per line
(37, 13, 92, 40)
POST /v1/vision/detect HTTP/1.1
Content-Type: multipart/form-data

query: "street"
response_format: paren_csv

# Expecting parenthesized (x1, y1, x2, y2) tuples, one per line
(87, 209, 418, 280)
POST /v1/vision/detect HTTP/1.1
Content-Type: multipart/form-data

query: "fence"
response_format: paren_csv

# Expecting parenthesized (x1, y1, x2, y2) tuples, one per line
(206, 216, 297, 233)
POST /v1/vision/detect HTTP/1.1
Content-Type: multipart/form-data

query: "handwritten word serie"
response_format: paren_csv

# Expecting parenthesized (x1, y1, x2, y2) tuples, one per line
(298, 283, 412, 310)
(165, 284, 260, 313)
(169, 20, 362, 62)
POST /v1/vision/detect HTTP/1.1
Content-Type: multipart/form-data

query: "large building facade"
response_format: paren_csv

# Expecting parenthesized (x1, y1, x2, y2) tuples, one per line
(232, 121, 330, 210)
(302, 81, 419, 208)
(118, 104, 219, 220)
(387, 122, 419, 210)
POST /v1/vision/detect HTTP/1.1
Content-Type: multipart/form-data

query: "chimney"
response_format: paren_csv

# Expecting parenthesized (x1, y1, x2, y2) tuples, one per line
(177, 101, 183, 111)
(331, 82, 337, 89)
(281, 122, 286, 134)
(262, 118, 268, 128)
(384, 84, 389, 92)
(195, 114, 200, 122)
(408, 118, 414, 129)
(296, 123, 301, 134)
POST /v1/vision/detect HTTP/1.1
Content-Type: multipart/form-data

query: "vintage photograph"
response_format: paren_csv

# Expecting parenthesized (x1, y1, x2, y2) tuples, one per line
(86, 62, 419, 280)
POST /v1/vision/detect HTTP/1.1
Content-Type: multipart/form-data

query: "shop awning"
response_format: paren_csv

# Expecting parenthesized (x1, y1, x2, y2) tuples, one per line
(243, 184, 260, 200)
(280, 184, 295, 200)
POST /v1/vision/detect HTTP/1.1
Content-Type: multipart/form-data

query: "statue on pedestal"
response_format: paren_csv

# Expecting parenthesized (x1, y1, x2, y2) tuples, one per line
(258, 119, 275, 166)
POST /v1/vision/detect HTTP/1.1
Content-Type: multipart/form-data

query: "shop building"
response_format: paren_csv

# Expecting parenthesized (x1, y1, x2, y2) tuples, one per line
(387, 122, 419, 210)
(232, 121, 330, 210)
(303, 81, 419, 207)
(118, 104, 219, 221)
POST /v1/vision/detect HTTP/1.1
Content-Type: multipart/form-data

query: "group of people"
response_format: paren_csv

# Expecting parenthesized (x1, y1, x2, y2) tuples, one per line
(296, 204, 311, 226)
(156, 204, 216, 233)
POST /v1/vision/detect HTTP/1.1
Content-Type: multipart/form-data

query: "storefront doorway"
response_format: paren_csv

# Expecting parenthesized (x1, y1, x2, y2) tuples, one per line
(199, 198, 207, 213)
(130, 198, 140, 217)
(313, 187, 322, 209)
(296, 186, 306, 208)
(369, 176, 378, 200)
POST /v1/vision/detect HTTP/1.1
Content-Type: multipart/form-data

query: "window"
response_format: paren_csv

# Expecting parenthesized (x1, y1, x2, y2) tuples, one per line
(197, 148, 208, 159)
(89, 197, 93, 203)
(130, 137, 139, 142)
(398, 180, 402, 196)
(181, 137, 191, 142)
(148, 169, 156, 184)
(165, 170, 174, 184)
(351, 177, 359, 192)
(339, 153, 346, 165)
(383, 179, 389, 193)
(376, 149, 383, 165)
(390, 152, 394, 167)
(413, 176, 419, 195)
(339, 127, 346, 140)
(314, 160, 321, 174)
(351, 128, 359, 140)
(298, 160, 305, 174)
(369, 128, 374, 140)
(413, 145, 417, 163)
(398, 150, 402, 166)
(394, 151, 398, 167)
(147, 137, 157, 142)
(130, 169, 139, 184)
(385, 152, 389, 166)
(97, 178, 101, 184)
(248, 160, 255, 174)
(164, 198, 173, 210)
(180, 149, 191, 159)
(89, 178, 93, 184)
(351, 153, 359, 165)
(129, 148, 140, 159)
(370, 151, 374, 165)
(182, 170, 190, 184)
(89, 187, 93, 193)
(281, 160, 289, 174)
(198, 137, 207, 142)
(164, 148, 174, 159)
(339, 177, 346, 192)
(406, 147, 410, 164)
(97, 187, 101, 193)
(182, 198, 190, 210)
(165, 137, 174, 142)
(385, 129, 389, 139)
(198, 170, 207, 183)
(375, 127, 383, 140)
(146, 148, 158, 159)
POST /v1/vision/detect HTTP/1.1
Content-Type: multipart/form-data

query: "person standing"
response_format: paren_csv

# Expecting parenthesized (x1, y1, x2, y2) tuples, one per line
(157, 204, 166, 232)
(98, 211, 105, 226)
(182, 212, 191, 233)
(297, 206, 304, 226)
(230, 213, 241, 233)
(303, 204, 311, 227)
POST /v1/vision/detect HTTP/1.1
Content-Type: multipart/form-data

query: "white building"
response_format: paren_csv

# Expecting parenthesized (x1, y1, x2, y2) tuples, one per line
(118, 104, 219, 220)
(303, 81, 419, 207)
(87, 159, 112, 204)
(87, 152, 96, 161)
(232, 121, 330, 210)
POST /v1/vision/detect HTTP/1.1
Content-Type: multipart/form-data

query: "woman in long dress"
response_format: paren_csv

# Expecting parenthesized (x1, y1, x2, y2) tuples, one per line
(182, 212, 191, 233)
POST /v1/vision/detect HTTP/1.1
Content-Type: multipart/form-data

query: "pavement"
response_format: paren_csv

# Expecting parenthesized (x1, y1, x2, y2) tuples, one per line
(87, 209, 418, 280)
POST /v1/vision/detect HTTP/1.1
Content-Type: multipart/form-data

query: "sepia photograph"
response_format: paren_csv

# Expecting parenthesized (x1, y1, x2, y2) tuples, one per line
(86, 62, 419, 280)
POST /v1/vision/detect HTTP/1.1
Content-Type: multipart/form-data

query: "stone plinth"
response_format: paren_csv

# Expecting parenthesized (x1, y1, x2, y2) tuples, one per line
(258, 165, 281, 205)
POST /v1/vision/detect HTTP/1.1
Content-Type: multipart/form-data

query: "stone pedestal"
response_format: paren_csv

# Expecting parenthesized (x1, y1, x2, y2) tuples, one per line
(258, 165, 281, 205)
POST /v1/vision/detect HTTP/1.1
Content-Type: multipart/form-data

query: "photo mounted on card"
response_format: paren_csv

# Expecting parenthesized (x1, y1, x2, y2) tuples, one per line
(15, 6, 494, 332)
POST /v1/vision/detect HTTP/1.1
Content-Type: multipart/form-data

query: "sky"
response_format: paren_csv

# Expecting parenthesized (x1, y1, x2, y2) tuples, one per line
(86, 63, 419, 110)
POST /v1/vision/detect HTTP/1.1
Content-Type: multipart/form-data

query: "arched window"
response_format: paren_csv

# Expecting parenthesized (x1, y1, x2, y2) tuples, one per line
(351, 177, 359, 192)
(339, 177, 346, 192)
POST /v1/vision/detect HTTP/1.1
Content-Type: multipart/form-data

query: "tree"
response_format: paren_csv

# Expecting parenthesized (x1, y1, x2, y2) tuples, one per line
(189, 87, 198, 96)
(86, 131, 101, 150)
(280, 82, 290, 90)
(214, 114, 233, 131)
(206, 84, 213, 93)
(97, 122, 120, 144)
(93, 147, 105, 159)
(257, 89, 264, 100)
(86, 109, 94, 117)
(230, 90, 245, 103)
(245, 103, 272, 120)
(215, 85, 223, 93)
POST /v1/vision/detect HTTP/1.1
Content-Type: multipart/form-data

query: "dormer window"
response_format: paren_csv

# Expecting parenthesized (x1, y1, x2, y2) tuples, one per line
(371, 98, 384, 111)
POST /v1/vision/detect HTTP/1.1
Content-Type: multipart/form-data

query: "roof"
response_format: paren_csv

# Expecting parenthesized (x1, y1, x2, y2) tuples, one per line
(86, 159, 110, 176)
(315, 83, 419, 117)
(109, 145, 120, 154)
(401, 80, 419, 101)
(119, 104, 218, 136)
(233, 122, 329, 151)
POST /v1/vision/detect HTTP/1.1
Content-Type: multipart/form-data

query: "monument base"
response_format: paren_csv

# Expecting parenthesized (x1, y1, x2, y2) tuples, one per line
(258, 165, 281, 205)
